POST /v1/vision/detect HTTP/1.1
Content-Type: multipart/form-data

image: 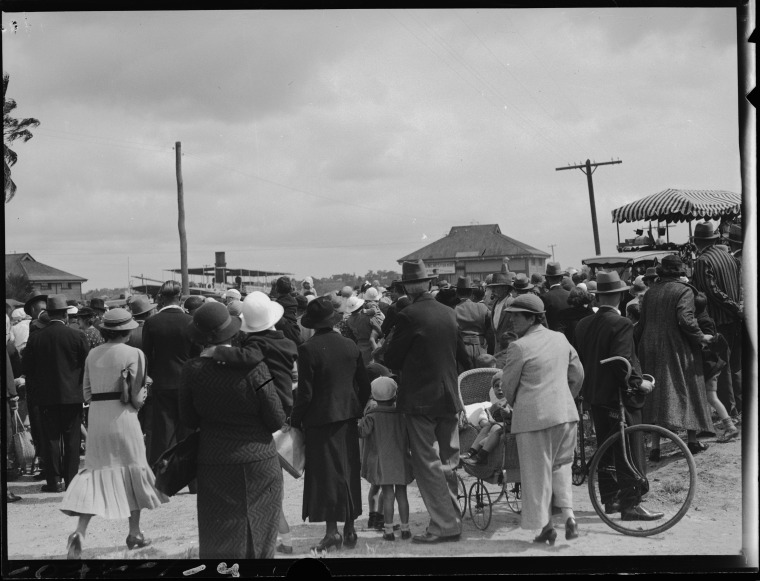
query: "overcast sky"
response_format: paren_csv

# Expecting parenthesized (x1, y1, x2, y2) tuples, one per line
(3, 8, 742, 291)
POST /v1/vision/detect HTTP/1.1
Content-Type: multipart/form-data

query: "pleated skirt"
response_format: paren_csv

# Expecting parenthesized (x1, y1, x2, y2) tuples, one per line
(60, 400, 169, 519)
(302, 419, 362, 523)
(197, 455, 282, 559)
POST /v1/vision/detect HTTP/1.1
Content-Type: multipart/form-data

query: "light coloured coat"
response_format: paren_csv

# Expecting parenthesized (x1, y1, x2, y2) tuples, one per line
(501, 324, 584, 434)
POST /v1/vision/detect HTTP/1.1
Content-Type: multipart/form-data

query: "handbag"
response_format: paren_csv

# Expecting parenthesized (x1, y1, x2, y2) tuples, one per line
(12, 410, 36, 473)
(272, 426, 305, 479)
(151, 430, 200, 496)
(120, 367, 150, 411)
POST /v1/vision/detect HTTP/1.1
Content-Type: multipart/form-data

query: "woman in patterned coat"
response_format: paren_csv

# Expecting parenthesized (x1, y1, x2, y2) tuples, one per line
(634, 255, 713, 455)
(180, 302, 285, 559)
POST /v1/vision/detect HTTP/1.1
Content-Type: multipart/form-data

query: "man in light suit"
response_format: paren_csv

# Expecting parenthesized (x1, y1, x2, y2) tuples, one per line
(485, 271, 516, 354)
(574, 272, 662, 521)
(385, 260, 471, 544)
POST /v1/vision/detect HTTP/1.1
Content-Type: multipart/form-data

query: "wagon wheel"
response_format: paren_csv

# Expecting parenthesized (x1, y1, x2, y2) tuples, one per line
(505, 481, 522, 514)
(468, 480, 492, 530)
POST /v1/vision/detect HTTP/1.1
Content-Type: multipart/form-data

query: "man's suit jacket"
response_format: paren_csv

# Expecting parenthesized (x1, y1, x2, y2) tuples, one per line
(501, 324, 584, 434)
(541, 285, 571, 331)
(384, 293, 470, 416)
(485, 295, 514, 354)
(291, 329, 371, 429)
(142, 307, 199, 391)
(574, 306, 645, 410)
(22, 321, 89, 406)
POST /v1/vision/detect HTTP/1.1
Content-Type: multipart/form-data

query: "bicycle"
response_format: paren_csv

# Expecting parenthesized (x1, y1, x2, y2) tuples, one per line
(571, 395, 596, 486)
(586, 356, 697, 536)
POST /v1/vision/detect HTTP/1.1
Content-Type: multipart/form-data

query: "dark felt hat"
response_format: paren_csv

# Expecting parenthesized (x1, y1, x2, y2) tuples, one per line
(400, 259, 434, 283)
(24, 293, 48, 316)
(512, 273, 534, 291)
(46, 294, 69, 312)
(129, 295, 156, 317)
(594, 272, 631, 295)
(657, 255, 686, 277)
(301, 296, 342, 329)
(692, 222, 719, 240)
(544, 262, 567, 277)
(75, 306, 96, 318)
(187, 301, 242, 345)
(487, 271, 515, 287)
(89, 297, 108, 312)
(728, 223, 742, 244)
(642, 267, 658, 281)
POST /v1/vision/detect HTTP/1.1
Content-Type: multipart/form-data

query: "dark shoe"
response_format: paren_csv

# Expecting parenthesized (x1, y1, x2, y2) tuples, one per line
(565, 517, 578, 540)
(126, 532, 152, 550)
(621, 504, 664, 521)
(373, 514, 385, 531)
(67, 532, 83, 560)
(648, 448, 660, 462)
(7, 491, 22, 503)
(310, 532, 343, 556)
(33, 472, 47, 481)
(462, 452, 488, 466)
(383, 531, 395, 541)
(604, 500, 621, 515)
(411, 532, 460, 544)
(367, 512, 377, 529)
(401, 530, 412, 540)
(41, 482, 64, 493)
(533, 527, 557, 546)
(687, 441, 709, 455)
(343, 526, 358, 549)
(276, 543, 293, 555)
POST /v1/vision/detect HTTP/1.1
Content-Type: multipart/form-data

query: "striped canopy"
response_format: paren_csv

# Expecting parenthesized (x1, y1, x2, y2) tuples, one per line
(611, 189, 742, 224)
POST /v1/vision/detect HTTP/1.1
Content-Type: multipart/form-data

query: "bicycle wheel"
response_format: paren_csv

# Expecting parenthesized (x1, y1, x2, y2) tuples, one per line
(571, 448, 587, 486)
(505, 481, 522, 514)
(456, 472, 468, 517)
(468, 480, 492, 530)
(588, 424, 696, 536)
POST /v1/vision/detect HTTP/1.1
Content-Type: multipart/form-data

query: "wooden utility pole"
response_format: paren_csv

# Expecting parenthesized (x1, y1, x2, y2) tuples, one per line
(548, 244, 557, 261)
(176, 142, 189, 295)
(556, 159, 621, 256)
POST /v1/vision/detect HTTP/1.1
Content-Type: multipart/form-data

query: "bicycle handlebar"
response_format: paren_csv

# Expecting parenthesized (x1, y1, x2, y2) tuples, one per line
(600, 356, 633, 387)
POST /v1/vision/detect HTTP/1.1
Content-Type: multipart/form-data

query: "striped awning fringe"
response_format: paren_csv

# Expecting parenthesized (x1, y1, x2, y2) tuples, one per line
(611, 189, 742, 224)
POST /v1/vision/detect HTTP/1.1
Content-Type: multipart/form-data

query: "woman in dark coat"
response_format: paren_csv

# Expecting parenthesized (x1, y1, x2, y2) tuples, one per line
(179, 302, 285, 559)
(634, 255, 713, 455)
(557, 287, 595, 348)
(291, 297, 371, 555)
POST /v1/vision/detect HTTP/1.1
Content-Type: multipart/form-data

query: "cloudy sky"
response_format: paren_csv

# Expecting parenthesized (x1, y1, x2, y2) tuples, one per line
(3, 8, 742, 291)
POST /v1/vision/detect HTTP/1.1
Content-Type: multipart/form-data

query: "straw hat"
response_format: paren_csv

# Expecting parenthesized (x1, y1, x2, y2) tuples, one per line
(100, 308, 138, 331)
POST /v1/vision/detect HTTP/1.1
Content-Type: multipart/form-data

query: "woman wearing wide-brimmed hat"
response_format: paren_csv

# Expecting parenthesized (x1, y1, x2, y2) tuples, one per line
(179, 301, 286, 559)
(499, 294, 584, 545)
(60, 308, 168, 559)
(291, 296, 372, 555)
(634, 255, 714, 456)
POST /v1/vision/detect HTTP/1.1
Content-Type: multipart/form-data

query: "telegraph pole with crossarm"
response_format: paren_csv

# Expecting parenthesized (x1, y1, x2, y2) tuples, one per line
(556, 158, 621, 256)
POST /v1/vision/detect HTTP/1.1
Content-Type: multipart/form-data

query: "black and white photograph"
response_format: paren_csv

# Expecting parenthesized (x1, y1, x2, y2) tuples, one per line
(3, 4, 756, 576)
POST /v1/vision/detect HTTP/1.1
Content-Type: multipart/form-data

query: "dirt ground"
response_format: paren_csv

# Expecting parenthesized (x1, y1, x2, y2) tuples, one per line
(3, 430, 750, 574)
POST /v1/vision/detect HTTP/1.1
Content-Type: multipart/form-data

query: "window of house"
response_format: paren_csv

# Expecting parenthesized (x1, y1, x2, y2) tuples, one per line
(39, 283, 51, 290)
(61, 283, 72, 290)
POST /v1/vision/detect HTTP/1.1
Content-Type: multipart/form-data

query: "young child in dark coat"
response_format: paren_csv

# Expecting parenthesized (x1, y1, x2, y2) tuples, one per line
(358, 377, 413, 541)
(694, 292, 738, 442)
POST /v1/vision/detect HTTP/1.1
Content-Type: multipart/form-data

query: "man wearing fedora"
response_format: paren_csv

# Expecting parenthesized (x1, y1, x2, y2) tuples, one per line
(385, 259, 471, 544)
(540, 262, 572, 332)
(125, 296, 156, 352)
(574, 273, 663, 522)
(22, 292, 50, 479)
(22, 295, 90, 493)
(88, 298, 108, 330)
(142, 281, 201, 469)
(691, 222, 743, 422)
(453, 276, 489, 369)
(485, 271, 516, 355)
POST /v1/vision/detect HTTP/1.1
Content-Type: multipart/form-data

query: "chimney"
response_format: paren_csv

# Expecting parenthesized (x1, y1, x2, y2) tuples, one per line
(215, 252, 227, 285)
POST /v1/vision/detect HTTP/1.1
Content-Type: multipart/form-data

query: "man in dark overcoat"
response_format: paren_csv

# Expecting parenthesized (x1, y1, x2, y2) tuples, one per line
(22, 295, 89, 492)
(385, 259, 471, 544)
(540, 262, 572, 331)
(484, 271, 515, 354)
(574, 273, 662, 521)
(142, 281, 200, 467)
(22, 292, 48, 479)
(691, 222, 743, 421)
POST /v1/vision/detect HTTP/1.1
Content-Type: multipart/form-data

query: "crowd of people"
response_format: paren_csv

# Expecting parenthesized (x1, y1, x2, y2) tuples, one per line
(4, 220, 743, 557)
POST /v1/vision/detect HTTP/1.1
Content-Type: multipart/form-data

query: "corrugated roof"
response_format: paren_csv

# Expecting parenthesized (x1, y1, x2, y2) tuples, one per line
(398, 224, 550, 263)
(611, 189, 742, 223)
(5, 253, 87, 283)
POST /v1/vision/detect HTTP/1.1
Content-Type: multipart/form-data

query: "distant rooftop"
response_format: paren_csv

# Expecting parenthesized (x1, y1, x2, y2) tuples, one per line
(5, 253, 87, 283)
(398, 224, 550, 263)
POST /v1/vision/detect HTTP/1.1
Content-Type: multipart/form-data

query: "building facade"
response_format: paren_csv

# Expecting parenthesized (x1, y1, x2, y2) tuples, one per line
(5, 253, 87, 301)
(397, 224, 550, 285)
